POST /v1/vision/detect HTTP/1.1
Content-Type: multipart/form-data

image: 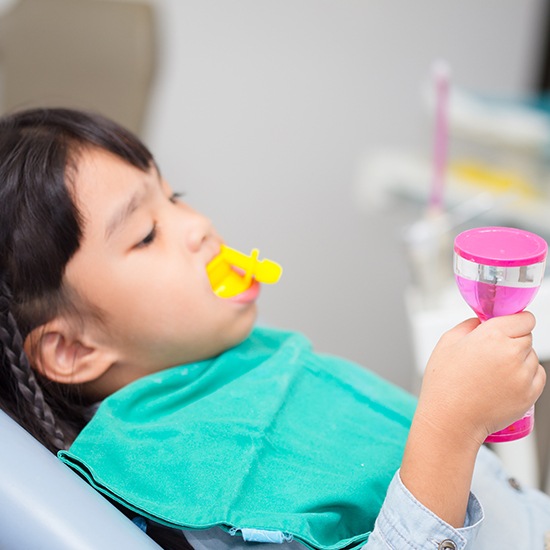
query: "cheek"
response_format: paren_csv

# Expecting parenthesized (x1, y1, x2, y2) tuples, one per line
(69, 249, 218, 333)
(106, 256, 195, 305)
(129, 270, 212, 325)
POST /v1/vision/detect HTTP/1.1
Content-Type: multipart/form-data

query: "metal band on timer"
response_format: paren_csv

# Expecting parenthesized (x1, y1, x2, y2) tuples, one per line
(454, 255, 546, 288)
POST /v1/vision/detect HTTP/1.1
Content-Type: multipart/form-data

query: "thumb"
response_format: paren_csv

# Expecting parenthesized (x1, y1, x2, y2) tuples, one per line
(444, 317, 481, 343)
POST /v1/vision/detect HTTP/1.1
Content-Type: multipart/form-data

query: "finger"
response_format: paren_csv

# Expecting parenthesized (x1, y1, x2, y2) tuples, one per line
(524, 347, 540, 370)
(530, 362, 546, 403)
(514, 332, 533, 357)
(486, 311, 536, 338)
(446, 317, 481, 340)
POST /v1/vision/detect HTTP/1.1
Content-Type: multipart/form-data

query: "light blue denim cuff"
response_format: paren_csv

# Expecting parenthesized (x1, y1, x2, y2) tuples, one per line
(364, 470, 484, 549)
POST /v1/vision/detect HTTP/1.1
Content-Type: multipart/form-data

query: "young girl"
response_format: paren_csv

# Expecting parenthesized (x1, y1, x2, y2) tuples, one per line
(0, 107, 549, 550)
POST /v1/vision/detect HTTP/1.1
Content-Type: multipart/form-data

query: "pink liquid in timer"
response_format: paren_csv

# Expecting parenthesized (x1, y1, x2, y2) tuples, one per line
(455, 276, 540, 322)
(485, 408, 534, 442)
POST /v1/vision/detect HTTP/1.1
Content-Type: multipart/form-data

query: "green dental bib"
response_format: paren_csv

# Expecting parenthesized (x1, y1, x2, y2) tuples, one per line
(59, 328, 416, 550)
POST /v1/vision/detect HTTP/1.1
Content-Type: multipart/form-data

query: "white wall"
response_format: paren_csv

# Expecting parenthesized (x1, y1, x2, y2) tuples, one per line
(145, 0, 545, 389)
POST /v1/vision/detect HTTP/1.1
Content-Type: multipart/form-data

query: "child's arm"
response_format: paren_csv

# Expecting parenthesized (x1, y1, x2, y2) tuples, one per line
(400, 311, 545, 528)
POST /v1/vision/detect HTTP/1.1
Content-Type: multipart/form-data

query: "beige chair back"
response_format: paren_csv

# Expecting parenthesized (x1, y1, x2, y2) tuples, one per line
(0, 0, 156, 135)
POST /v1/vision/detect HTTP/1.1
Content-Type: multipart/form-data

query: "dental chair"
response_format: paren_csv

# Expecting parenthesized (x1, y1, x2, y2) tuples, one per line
(0, 0, 156, 136)
(0, 3, 161, 545)
(0, 409, 161, 549)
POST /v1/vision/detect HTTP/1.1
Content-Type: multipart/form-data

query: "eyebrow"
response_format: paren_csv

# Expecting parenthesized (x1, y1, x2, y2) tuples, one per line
(105, 185, 148, 241)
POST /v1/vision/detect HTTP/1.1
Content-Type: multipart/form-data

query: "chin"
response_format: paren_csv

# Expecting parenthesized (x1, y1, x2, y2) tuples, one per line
(225, 308, 257, 349)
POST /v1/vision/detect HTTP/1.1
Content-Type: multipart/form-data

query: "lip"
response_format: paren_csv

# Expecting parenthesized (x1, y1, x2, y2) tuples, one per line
(226, 280, 261, 303)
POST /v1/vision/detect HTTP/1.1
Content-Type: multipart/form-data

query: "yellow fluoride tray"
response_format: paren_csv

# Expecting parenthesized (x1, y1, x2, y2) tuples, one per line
(207, 245, 283, 298)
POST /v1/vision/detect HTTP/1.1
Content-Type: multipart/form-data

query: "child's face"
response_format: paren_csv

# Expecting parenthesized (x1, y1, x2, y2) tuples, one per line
(63, 147, 258, 392)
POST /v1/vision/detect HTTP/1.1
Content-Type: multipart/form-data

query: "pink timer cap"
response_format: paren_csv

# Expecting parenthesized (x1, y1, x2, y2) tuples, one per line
(454, 227, 548, 267)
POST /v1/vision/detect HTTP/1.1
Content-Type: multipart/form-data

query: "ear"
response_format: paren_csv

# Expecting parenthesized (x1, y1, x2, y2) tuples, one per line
(25, 318, 116, 385)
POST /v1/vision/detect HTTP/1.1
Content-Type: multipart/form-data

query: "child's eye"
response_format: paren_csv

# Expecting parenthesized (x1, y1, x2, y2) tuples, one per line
(135, 223, 157, 248)
(169, 192, 184, 204)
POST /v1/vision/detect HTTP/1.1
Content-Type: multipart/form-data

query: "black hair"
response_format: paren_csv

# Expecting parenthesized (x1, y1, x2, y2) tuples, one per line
(0, 107, 196, 550)
(0, 107, 153, 453)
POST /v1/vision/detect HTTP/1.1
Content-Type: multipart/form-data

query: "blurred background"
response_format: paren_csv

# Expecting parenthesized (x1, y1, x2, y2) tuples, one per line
(0, 0, 549, 396)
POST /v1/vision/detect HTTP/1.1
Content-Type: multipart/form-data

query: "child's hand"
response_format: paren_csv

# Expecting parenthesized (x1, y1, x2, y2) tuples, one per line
(416, 311, 546, 448)
(400, 312, 544, 528)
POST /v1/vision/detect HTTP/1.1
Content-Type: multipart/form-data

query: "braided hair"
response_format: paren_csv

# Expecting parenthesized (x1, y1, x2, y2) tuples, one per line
(0, 108, 200, 549)
(0, 108, 153, 453)
(0, 280, 65, 450)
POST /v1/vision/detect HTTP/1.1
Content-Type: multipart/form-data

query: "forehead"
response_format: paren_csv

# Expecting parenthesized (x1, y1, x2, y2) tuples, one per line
(73, 146, 148, 193)
(71, 147, 156, 237)
(72, 146, 155, 207)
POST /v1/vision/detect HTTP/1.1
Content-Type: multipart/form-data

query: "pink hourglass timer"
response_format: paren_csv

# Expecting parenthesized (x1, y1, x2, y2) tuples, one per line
(454, 226, 547, 443)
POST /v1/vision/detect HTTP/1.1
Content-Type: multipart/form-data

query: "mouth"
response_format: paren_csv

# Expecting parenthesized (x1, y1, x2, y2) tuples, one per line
(206, 244, 281, 300)
(226, 279, 261, 303)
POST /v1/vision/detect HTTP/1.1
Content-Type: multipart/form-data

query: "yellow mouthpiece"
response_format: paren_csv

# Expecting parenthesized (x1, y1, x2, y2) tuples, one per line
(206, 245, 283, 298)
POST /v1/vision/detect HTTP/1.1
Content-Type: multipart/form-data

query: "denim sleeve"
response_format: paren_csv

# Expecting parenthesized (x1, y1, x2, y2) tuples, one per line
(363, 470, 484, 549)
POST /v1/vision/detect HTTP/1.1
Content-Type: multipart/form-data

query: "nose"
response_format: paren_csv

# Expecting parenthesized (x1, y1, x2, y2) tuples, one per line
(184, 207, 217, 253)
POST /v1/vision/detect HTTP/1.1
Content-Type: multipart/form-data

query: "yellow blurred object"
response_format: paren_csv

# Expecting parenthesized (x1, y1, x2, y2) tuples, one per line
(207, 245, 283, 298)
(450, 161, 540, 199)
